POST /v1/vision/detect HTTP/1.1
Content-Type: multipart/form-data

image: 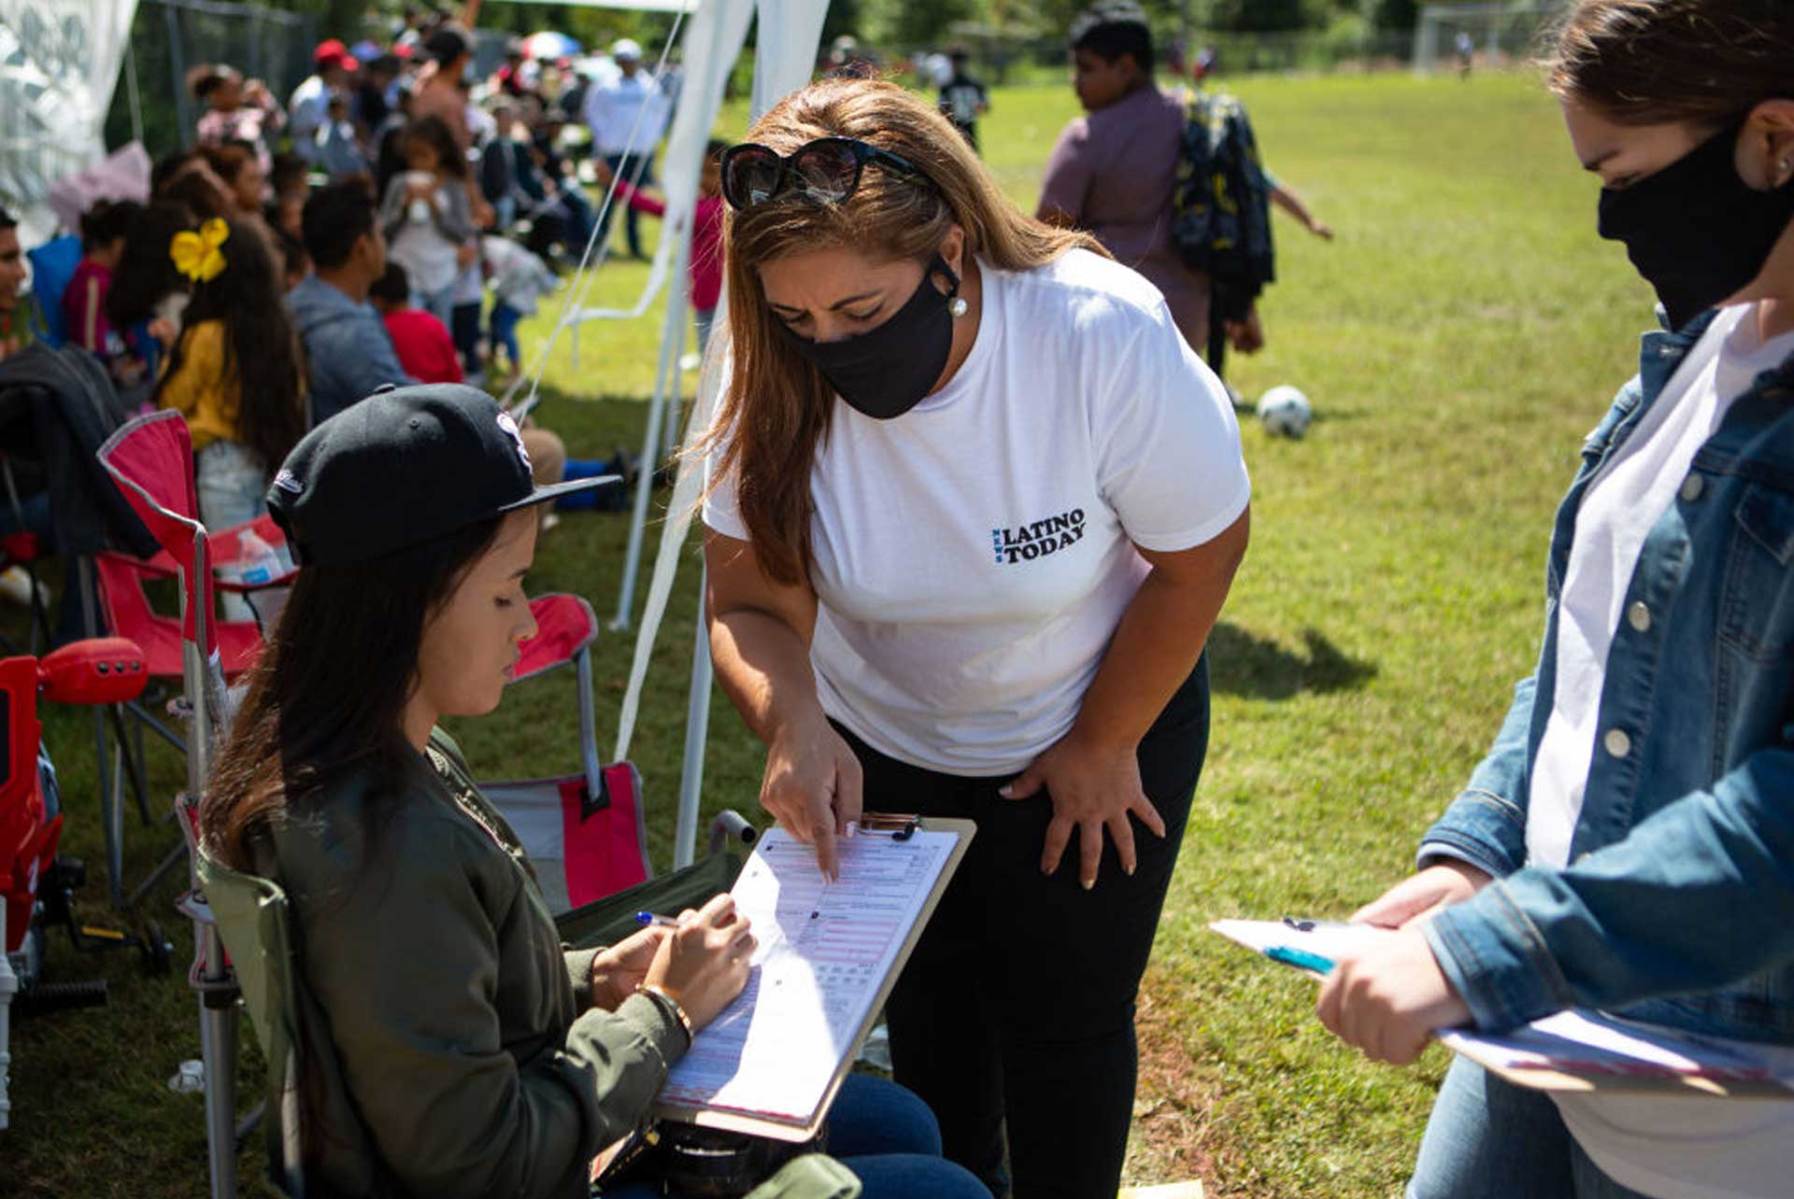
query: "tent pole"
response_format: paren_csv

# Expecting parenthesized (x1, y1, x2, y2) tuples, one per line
(673, 565, 712, 870)
(610, 278, 685, 631)
(661, 229, 694, 461)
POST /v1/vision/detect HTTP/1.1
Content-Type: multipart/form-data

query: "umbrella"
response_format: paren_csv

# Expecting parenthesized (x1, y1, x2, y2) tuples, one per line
(523, 31, 582, 60)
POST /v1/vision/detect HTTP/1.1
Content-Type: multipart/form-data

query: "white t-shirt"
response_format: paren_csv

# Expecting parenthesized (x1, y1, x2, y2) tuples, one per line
(704, 249, 1250, 776)
(1528, 304, 1794, 868)
(1526, 301, 1794, 1199)
(583, 73, 671, 157)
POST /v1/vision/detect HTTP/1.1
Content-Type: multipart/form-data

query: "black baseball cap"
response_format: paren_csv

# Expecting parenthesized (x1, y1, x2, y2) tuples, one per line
(267, 384, 613, 566)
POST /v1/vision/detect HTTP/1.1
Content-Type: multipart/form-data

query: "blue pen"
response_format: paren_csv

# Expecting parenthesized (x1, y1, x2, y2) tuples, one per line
(1266, 945, 1336, 975)
(635, 911, 679, 929)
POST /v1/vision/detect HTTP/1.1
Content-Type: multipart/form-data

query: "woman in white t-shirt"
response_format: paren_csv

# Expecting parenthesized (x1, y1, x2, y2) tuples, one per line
(701, 79, 1250, 1198)
(1315, 4, 1794, 1198)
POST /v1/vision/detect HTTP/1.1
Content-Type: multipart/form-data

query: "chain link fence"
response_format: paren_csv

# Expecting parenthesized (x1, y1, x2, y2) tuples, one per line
(104, 0, 318, 160)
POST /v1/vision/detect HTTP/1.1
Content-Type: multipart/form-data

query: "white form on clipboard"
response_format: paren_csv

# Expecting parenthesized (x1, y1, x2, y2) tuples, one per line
(656, 819, 973, 1139)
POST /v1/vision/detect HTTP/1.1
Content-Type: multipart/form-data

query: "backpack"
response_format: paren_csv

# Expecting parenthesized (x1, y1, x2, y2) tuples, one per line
(1169, 90, 1276, 322)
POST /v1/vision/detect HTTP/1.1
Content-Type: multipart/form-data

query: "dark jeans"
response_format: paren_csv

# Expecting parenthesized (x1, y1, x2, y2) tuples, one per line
(838, 655, 1211, 1199)
(603, 1074, 988, 1199)
(600, 152, 655, 258)
(489, 301, 524, 370)
(451, 302, 483, 377)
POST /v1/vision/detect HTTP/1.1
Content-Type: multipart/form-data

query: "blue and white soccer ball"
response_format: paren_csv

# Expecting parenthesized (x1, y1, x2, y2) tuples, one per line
(1257, 385, 1313, 439)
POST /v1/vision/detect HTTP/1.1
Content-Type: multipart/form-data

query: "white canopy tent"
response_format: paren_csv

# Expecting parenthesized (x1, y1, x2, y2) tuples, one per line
(0, 0, 140, 247)
(498, 0, 831, 868)
(610, 0, 832, 868)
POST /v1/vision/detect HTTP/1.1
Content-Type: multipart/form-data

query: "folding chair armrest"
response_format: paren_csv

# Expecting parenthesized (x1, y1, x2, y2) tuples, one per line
(707, 810, 757, 859)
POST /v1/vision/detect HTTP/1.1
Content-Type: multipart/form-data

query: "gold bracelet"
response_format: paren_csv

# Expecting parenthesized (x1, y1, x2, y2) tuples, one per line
(637, 983, 694, 1045)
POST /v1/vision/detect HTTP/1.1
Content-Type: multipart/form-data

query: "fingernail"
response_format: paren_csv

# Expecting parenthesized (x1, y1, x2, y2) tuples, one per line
(1125, 863, 1136, 876)
(844, 821, 858, 838)
(998, 785, 1012, 798)
(1082, 878, 1095, 891)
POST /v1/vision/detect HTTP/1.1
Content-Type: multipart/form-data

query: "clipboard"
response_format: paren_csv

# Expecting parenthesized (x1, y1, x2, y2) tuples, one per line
(652, 812, 976, 1141)
(1439, 1012, 1794, 1101)
(1212, 917, 1794, 1101)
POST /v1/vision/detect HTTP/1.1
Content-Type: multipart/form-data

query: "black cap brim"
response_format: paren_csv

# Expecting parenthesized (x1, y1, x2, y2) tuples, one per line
(496, 473, 623, 514)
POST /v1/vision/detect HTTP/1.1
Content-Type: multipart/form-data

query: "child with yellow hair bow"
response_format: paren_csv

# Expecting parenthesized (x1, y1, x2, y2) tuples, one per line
(155, 217, 308, 615)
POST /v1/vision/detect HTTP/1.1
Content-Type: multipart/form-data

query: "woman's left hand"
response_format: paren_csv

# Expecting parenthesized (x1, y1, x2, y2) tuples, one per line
(1000, 729, 1165, 890)
(1315, 925, 1471, 1065)
(588, 925, 672, 1011)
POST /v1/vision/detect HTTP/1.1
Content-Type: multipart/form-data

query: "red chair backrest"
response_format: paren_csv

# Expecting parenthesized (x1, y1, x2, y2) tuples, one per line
(96, 411, 215, 651)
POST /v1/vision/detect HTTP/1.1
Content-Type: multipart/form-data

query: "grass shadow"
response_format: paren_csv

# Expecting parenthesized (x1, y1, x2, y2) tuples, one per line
(1207, 622, 1378, 700)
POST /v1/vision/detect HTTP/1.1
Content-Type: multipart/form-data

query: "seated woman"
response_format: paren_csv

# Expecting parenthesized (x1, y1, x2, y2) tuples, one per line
(199, 383, 986, 1199)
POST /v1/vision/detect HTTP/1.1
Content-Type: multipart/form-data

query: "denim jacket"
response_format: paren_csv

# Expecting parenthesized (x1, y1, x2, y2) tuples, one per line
(1419, 307, 1794, 1044)
(286, 274, 415, 427)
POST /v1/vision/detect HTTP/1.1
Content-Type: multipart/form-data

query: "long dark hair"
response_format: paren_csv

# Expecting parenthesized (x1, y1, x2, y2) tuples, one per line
(151, 218, 307, 473)
(1547, 1, 1794, 127)
(106, 202, 193, 330)
(201, 518, 503, 871)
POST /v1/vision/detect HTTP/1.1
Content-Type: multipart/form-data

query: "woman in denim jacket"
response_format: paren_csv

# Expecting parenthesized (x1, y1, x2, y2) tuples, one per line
(1315, 3, 1794, 1197)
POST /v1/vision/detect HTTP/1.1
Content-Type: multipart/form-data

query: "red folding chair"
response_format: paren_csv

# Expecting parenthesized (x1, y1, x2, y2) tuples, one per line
(483, 593, 653, 913)
(86, 413, 263, 908)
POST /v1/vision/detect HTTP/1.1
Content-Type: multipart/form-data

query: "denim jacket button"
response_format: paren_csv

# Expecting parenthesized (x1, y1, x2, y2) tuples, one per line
(1680, 474, 1705, 502)
(1604, 728, 1632, 758)
(1627, 601, 1652, 633)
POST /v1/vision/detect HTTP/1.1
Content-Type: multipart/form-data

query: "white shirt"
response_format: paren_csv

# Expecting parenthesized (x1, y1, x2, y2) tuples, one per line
(288, 76, 331, 162)
(1528, 304, 1794, 869)
(387, 179, 462, 298)
(704, 249, 1250, 775)
(583, 71, 670, 157)
(1527, 301, 1794, 1199)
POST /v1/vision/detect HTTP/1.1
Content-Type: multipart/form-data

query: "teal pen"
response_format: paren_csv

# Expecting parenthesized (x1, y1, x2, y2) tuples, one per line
(1266, 945, 1336, 975)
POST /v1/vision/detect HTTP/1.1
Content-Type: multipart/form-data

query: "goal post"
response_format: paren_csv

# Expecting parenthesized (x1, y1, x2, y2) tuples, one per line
(1412, 2, 1564, 74)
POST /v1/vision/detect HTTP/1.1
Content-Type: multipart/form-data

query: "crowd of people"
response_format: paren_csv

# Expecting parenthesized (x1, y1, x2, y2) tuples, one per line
(0, 18, 702, 616)
(8, 0, 1794, 1197)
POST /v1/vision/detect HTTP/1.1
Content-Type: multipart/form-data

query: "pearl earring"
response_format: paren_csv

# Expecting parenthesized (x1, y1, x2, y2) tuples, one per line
(950, 297, 969, 318)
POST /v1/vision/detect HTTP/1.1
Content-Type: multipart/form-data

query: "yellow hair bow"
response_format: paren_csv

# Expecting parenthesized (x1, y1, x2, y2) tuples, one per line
(170, 218, 230, 284)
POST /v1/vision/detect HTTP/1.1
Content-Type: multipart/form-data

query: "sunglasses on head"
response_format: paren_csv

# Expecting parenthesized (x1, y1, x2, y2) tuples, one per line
(720, 136, 932, 210)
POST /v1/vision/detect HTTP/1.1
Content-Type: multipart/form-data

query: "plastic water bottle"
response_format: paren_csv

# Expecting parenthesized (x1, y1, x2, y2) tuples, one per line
(236, 528, 281, 588)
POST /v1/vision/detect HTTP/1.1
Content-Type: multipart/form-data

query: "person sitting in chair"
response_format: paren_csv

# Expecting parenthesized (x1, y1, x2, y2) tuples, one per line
(198, 383, 986, 1199)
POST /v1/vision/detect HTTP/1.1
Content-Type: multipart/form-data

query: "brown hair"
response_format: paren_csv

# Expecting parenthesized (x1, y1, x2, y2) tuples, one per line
(1546, 0, 1794, 126)
(708, 78, 1106, 586)
(200, 143, 255, 192)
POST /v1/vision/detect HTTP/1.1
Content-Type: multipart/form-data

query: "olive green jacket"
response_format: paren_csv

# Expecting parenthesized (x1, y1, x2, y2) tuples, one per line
(253, 731, 685, 1198)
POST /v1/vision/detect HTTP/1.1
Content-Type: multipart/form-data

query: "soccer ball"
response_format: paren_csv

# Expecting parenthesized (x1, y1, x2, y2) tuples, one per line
(1257, 385, 1313, 439)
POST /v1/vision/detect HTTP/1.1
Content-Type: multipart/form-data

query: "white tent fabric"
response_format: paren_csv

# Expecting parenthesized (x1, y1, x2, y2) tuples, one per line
(0, 0, 140, 246)
(571, 0, 754, 323)
(614, 0, 831, 867)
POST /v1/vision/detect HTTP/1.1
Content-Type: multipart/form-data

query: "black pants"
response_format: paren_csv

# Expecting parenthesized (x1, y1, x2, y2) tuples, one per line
(837, 655, 1210, 1199)
(600, 152, 654, 258)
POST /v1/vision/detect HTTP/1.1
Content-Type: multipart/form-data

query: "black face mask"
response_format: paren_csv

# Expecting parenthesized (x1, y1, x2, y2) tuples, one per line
(1597, 121, 1794, 332)
(780, 254, 961, 420)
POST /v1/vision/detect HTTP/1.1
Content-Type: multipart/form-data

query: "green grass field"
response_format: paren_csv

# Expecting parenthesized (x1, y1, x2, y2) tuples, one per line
(4, 70, 1653, 1198)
